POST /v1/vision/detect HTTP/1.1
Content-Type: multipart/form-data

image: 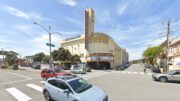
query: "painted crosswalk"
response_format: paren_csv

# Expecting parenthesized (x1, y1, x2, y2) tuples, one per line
(4, 71, 110, 101)
(26, 84, 43, 92)
(6, 87, 32, 101)
(115, 71, 152, 76)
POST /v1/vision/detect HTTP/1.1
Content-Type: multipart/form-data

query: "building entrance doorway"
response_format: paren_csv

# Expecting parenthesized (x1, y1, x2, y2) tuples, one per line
(87, 62, 111, 69)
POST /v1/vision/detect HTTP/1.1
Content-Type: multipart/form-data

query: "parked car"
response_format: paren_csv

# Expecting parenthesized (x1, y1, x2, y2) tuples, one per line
(152, 70, 180, 82)
(124, 64, 130, 68)
(43, 75, 108, 101)
(115, 65, 125, 70)
(71, 65, 86, 74)
(41, 68, 71, 80)
(32, 64, 41, 69)
(86, 67, 91, 72)
(152, 67, 161, 73)
(144, 64, 151, 68)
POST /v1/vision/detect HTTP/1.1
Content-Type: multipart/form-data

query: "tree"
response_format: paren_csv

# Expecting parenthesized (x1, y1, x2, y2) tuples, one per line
(33, 52, 45, 63)
(142, 46, 163, 66)
(52, 47, 71, 64)
(42, 55, 50, 64)
(5, 51, 19, 65)
(69, 54, 81, 64)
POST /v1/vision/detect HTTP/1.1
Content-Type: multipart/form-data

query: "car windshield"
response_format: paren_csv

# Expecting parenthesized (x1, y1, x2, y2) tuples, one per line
(54, 69, 62, 73)
(73, 65, 80, 70)
(164, 71, 176, 75)
(68, 78, 92, 93)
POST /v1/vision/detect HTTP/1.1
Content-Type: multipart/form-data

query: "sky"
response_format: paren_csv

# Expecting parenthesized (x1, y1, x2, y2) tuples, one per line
(0, 0, 180, 60)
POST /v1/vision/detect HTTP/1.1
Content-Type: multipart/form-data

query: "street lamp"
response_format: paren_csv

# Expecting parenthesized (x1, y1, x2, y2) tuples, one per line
(33, 22, 62, 68)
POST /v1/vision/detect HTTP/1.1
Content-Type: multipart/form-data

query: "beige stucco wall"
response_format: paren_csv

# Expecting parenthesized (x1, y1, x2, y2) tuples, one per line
(60, 33, 123, 68)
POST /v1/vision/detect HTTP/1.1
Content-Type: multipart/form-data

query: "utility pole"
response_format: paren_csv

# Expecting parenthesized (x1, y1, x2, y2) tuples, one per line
(33, 22, 62, 68)
(2, 49, 4, 64)
(165, 20, 170, 72)
(49, 26, 52, 68)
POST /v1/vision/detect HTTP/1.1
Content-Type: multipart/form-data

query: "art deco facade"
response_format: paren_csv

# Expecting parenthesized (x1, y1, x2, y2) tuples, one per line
(60, 8, 123, 69)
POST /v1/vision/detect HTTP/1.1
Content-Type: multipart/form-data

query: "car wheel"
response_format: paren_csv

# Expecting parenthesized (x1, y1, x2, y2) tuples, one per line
(44, 90, 51, 101)
(159, 77, 167, 82)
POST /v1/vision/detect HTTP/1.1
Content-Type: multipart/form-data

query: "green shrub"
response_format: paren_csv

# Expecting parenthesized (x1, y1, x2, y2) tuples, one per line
(13, 65, 18, 70)
(1, 65, 8, 69)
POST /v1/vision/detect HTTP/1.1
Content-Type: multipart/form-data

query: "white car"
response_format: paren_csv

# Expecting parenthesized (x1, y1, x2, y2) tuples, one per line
(43, 75, 108, 101)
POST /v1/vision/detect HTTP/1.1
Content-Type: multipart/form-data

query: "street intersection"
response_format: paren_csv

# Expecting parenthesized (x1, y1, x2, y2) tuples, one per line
(0, 64, 180, 101)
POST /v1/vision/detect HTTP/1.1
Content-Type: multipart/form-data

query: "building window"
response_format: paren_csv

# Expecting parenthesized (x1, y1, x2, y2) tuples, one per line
(174, 48, 177, 53)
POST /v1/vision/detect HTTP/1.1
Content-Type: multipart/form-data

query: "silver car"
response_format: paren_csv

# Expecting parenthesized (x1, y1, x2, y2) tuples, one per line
(43, 75, 108, 101)
(71, 65, 86, 74)
(152, 70, 180, 82)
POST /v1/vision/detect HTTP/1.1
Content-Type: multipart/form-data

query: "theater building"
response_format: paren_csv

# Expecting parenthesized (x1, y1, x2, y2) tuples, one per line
(60, 8, 123, 69)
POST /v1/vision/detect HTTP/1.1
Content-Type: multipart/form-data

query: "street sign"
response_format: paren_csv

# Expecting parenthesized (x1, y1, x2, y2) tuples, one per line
(46, 43, 55, 47)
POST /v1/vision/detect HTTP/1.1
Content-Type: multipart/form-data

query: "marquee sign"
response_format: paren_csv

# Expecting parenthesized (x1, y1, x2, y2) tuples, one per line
(86, 53, 114, 62)
(85, 10, 88, 50)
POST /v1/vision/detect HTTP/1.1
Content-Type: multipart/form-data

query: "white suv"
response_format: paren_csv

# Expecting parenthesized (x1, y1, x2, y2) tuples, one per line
(43, 75, 108, 101)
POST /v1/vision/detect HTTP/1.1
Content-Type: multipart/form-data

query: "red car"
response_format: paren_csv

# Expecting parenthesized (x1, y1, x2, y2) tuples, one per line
(41, 68, 71, 80)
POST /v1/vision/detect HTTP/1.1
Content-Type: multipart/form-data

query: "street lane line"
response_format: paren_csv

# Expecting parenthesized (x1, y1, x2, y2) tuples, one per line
(0, 77, 40, 85)
(8, 72, 32, 79)
(26, 84, 43, 92)
(133, 72, 137, 74)
(6, 87, 32, 101)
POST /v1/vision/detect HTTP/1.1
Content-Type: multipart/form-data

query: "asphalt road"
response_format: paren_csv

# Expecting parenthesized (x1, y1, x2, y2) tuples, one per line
(0, 64, 180, 101)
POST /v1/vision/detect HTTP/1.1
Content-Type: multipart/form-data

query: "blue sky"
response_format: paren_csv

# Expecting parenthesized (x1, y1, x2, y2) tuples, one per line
(0, 0, 180, 60)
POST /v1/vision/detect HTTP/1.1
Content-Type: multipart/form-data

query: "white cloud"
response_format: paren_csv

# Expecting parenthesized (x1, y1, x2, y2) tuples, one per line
(2, 5, 49, 21)
(26, 34, 63, 55)
(58, 0, 76, 7)
(117, 4, 127, 16)
(5, 6, 29, 19)
(16, 25, 34, 36)
(65, 17, 82, 25)
(127, 47, 147, 60)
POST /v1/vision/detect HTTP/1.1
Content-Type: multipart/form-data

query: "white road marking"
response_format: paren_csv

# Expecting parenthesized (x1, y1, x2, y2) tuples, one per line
(116, 71, 120, 73)
(127, 71, 131, 74)
(122, 71, 126, 73)
(26, 84, 42, 92)
(6, 87, 32, 101)
(140, 72, 144, 75)
(0, 77, 40, 85)
(148, 73, 152, 75)
(133, 72, 137, 74)
(8, 72, 32, 79)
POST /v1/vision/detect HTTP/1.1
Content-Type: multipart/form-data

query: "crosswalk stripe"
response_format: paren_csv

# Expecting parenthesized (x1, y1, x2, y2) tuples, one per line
(148, 73, 152, 75)
(133, 72, 137, 74)
(140, 72, 144, 75)
(26, 84, 43, 92)
(122, 71, 126, 73)
(6, 87, 32, 101)
(127, 71, 131, 74)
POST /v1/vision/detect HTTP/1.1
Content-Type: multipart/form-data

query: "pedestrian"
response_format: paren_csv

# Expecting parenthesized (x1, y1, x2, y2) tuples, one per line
(144, 67, 146, 73)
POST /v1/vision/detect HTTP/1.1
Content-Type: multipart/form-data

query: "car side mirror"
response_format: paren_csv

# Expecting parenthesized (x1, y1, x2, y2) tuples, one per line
(63, 89, 70, 94)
